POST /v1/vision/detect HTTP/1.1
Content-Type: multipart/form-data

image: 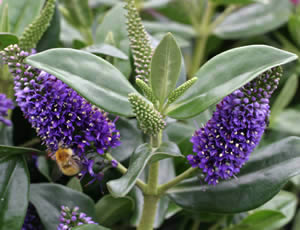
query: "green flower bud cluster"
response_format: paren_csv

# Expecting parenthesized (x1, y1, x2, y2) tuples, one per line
(125, 0, 153, 82)
(19, 0, 56, 50)
(167, 77, 198, 104)
(128, 93, 166, 135)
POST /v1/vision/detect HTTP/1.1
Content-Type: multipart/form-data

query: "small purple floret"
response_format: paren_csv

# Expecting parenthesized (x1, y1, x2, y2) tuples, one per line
(0, 93, 14, 126)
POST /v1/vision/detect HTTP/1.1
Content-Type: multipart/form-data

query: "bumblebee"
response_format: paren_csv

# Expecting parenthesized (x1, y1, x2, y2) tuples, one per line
(55, 148, 81, 176)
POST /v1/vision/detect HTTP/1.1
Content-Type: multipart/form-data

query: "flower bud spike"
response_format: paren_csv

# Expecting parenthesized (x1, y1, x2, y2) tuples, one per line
(136, 78, 156, 103)
(19, 0, 56, 50)
(188, 67, 283, 185)
(125, 0, 153, 82)
(167, 77, 198, 104)
(128, 93, 166, 135)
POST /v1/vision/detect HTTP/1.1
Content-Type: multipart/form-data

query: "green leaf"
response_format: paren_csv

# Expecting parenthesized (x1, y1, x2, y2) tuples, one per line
(95, 195, 134, 226)
(144, 21, 196, 39)
(111, 118, 143, 162)
(95, 3, 131, 78)
(0, 4, 9, 32)
(271, 109, 300, 135)
(214, 0, 292, 39)
(83, 44, 128, 60)
(211, 0, 269, 5)
(30, 183, 95, 230)
(37, 156, 52, 182)
(67, 177, 83, 192)
(0, 0, 45, 36)
(0, 155, 29, 230)
(166, 45, 298, 119)
(168, 137, 300, 213)
(37, 4, 61, 51)
(26, 48, 138, 117)
(0, 145, 41, 155)
(292, 210, 300, 230)
(107, 142, 182, 197)
(150, 33, 182, 104)
(0, 124, 13, 145)
(270, 74, 298, 122)
(142, 0, 173, 9)
(288, 15, 300, 48)
(227, 191, 297, 230)
(0, 33, 18, 49)
(73, 224, 110, 230)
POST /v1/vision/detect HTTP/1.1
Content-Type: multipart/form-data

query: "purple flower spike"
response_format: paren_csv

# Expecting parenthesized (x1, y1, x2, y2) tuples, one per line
(0, 93, 14, 126)
(290, 0, 300, 5)
(22, 203, 43, 230)
(0, 44, 121, 182)
(57, 206, 98, 230)
(188, 67, 283, 185)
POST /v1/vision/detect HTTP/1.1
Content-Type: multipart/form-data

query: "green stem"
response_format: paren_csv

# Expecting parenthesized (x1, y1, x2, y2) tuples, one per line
(137, 132, 162, 230)
(208, 5, 238, 32)
(191, 219, 201, 230)
(137, 195, 160, 230)
(104, 153, 147, 192)
(189, 1, 215, 78)
(158, 167, 197, 195)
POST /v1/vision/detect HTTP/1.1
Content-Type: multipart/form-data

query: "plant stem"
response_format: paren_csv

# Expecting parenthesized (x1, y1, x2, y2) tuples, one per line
(189, 1, 215, 78)
(208, 5, 237, 32)
(104, 153, 147, 192)
(137, 132, 162, 230)
(158, 167, 197, 195)
(191, 219, 201, 230)
(137, 195, 160, 230)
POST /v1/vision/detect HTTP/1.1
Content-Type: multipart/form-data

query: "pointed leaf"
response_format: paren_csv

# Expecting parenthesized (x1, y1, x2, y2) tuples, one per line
(0, 155, 29, 230)
(168, 137, 300, 213)
(83, 44, 128, 60)
(150, 142, 183, 163)
(0, 33, 18, 49)
(150, 33, 182, 104)
(95, 195, 134, 226)
(26, 49, 138, 117)
(214, 0, 292, 39)
(0, 145, 41, 155)
(30, 183, 95, 230)
(166, 45, 298, 119)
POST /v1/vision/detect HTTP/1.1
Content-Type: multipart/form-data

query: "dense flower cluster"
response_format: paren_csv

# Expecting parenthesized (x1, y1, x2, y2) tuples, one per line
(188, 67, 282, 185)
(22, 203, 43, 230)
(1, 45, 121, 181)
(0, 93, 14, 126)
(58, 206, 97, 230)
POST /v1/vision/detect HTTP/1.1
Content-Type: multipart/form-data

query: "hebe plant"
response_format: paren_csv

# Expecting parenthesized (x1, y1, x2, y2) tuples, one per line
(0, 0, 300, 230)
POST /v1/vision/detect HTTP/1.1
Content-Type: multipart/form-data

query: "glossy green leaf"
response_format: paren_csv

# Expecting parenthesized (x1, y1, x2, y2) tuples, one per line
(226, 191, 297, 230)
(151, 33, 182, 104)
(83, 44, 128, 60)
(0, 145, 41, 155)
(37, 4, 61, 51)
(26, 48, 138, 117)
(107, 142, 182, 197)
(166, 45, 298, 119)
(37, 156, 52, 182)
(0, 4, 9, 32)
(111, 118, 143, 162)
(0, 0, 44, 36)
(214, 0, 292, 39)
(30, 183, 95, 230)
(211, 0, 269, 5)
(0, 124, 13, 146)
(73, 224, 110, 230)
(270, 74, 298, 122)
(107, 144, 151, 197)
(67, 177, 82, 192)
(271, 109, 300, 135)
(95, 195, 134, 226)
(95, 3, 131, 78)
(289, 15, 300, 48)
(168, 137, 300, 213)
(144, 21, 196, 39)
(0, 33, 18, 49)
(0, 155, 29, 230)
